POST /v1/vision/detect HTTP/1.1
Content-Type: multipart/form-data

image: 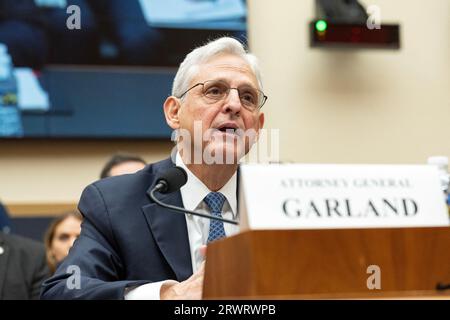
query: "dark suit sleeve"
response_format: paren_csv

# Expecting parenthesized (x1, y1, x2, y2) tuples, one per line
(40, 183, 149, 300)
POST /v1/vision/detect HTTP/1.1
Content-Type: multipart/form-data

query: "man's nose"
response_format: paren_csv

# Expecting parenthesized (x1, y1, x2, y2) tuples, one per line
(223, 89, 242, 114)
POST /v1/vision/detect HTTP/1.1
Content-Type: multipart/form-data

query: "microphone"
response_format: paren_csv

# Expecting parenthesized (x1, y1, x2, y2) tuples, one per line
(154, 166, 188, 194)
(149, 166, 238, 225)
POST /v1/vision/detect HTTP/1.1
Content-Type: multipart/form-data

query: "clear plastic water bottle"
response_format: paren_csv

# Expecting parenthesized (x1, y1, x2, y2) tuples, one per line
(427, 156, 450, 216)
(0, 43, 23, 137)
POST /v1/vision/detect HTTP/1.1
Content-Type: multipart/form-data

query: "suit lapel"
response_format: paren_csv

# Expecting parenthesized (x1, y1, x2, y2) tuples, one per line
(0, 234, 10, 299)
(141, 159, 193, 281)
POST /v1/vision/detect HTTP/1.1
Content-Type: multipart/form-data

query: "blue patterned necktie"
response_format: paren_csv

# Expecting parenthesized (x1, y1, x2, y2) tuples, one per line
(204, 192, 227, 243)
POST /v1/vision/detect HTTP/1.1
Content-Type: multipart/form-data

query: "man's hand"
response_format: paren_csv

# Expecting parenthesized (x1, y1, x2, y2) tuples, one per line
(160, 262, 205, 300)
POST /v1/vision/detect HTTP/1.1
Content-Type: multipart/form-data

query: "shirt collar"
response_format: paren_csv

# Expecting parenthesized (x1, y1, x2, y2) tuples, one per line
(176, 152, 237, 218)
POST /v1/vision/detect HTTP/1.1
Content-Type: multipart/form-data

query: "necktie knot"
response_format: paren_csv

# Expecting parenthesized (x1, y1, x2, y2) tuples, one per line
(203, 192, 226, 215)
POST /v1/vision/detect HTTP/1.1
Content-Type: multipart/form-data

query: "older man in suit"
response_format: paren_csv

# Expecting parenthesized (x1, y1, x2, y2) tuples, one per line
(41, 36, 266, 300)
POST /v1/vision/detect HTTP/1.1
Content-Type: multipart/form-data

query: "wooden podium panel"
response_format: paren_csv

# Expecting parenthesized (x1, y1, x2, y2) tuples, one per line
(203, 227, 450, 299)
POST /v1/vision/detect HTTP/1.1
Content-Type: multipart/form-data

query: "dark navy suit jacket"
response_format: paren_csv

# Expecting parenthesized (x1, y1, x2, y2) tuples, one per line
(41, 157, 193, 299)
(0, 232, 50, 299)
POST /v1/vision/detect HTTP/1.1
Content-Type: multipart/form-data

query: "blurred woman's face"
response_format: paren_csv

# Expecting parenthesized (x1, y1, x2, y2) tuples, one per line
(50, 216, 82, 264)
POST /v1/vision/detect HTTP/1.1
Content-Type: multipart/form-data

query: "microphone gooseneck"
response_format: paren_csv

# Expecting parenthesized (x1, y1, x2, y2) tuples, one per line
(149, 166, 238, 225)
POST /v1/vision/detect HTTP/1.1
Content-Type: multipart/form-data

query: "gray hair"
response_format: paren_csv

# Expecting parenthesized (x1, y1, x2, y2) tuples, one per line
(171, 37, 263, 98)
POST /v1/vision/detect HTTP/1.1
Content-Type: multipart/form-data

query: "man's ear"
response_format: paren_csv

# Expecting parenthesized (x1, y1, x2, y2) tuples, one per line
(258, 112, 265, 131)
(163, 96, 181, 129)
(254, 112, 265, 142)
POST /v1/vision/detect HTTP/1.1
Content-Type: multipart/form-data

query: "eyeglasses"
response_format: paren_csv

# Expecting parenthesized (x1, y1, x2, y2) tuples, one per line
(178, 80, 267, 111)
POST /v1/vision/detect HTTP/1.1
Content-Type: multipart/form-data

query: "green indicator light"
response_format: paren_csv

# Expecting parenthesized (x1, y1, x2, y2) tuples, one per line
(315, 20, 327, 32)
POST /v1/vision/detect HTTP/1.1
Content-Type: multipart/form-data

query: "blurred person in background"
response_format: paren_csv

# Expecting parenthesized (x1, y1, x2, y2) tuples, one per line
(88, 0, 247, 66)
(100, 153, 146, 179)
(44, 211, 82, 274)
(0, 0, 48, 68)
(38, 0, 100, 64)
(0, 201, 11, 234)
(88, 0, 165, 65)
(0, 231, 50, 299)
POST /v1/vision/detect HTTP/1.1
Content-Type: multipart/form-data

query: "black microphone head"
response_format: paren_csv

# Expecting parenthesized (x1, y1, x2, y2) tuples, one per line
(156, 166, 188, 194)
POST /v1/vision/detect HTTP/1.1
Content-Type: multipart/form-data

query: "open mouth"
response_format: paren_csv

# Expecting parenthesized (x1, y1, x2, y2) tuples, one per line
(215, 123, 240, 136)
(217, 127, 238, 134)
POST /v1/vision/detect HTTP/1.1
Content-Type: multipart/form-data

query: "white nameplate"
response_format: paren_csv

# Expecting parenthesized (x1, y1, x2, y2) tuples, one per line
(239, 164, 449, 230)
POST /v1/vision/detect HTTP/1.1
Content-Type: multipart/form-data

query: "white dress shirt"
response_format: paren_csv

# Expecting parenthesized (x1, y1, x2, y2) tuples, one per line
(125, 153, 239, 300)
